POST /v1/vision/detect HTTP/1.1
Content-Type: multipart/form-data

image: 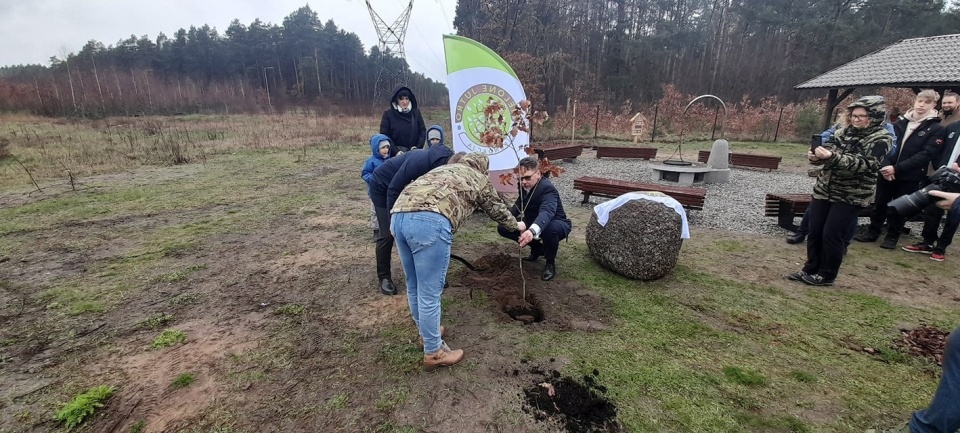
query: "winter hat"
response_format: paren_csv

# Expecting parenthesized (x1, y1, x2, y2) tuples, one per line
(397, 89, 411, 99)
(378, 140, 391, 150)
(428, 129, 442, 141)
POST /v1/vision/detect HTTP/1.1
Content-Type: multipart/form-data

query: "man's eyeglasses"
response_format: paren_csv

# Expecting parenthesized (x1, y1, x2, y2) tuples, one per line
(850, 114, 869, 120)
(519, 175, 534, 181)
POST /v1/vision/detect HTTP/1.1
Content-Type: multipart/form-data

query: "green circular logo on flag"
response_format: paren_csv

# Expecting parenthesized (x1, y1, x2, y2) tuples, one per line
(454, 84, 516, 154)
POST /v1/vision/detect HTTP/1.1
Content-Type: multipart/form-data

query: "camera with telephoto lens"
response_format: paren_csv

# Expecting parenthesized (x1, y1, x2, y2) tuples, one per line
(888, 165, 960, 216)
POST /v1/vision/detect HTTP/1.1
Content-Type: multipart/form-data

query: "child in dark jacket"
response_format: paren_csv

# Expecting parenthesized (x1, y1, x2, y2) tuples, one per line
(362, 134, 394, 238)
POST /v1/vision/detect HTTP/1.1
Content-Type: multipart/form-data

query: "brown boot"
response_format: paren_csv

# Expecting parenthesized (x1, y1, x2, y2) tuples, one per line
(417, 325, 445, 349)
(423, 345, 464, 371)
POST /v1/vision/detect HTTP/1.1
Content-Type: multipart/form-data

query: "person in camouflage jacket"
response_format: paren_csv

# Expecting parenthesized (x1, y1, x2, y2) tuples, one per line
(788, 95, 892, 287)
(391, 152, 523, 370)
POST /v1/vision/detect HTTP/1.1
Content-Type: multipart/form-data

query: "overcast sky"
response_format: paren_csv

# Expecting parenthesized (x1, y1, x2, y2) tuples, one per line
(0, 0, 457, 82)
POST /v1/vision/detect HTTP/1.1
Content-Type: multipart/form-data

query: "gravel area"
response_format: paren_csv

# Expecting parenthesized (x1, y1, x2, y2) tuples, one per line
(547, 149, 920, 236)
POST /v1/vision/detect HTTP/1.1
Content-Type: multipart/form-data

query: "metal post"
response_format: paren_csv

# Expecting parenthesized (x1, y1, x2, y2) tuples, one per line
(650, 105, 658, 142)
(773, 106, 784, 142)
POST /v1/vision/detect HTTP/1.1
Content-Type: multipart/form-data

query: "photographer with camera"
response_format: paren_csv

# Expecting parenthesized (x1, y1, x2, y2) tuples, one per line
(868, 176, 959, 433)
(900, 119, 960, 261)
(787, 96, 892, 286)
(856, 90, 944, 249)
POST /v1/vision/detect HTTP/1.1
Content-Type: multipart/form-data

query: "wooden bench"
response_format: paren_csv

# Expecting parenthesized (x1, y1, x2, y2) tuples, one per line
(595, 146, 658, 160)
(698, 150, 782, 170)
(533, 143, 583, 161)
(765, 193, 812, 231)
(573, 176, 707, 210)
(765, 193, 876, 232)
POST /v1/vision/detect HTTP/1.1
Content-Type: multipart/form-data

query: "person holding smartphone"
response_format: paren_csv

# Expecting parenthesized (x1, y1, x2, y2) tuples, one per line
(787, 96, 892, 286)
(787, 115, 897, 245)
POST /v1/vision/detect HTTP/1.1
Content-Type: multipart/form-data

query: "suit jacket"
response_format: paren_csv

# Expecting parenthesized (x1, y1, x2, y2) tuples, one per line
(511, 177, 571, 235)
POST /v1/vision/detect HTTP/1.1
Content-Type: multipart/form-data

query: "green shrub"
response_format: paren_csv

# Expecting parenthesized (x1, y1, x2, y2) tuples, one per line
(794, 104, 822, 138)
(54, 385, 116, 430)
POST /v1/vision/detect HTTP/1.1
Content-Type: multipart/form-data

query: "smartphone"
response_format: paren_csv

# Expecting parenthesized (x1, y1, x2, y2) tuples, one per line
(810, 134, 822, 151)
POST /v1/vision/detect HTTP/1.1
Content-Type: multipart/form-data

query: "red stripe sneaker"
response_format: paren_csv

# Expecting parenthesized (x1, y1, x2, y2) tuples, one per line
(901, 243, 933, 254)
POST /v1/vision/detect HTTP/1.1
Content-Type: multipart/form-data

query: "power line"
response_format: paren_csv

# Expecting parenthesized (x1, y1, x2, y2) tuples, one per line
(436, 0, 455, 33)
(409, 20, 446, 80)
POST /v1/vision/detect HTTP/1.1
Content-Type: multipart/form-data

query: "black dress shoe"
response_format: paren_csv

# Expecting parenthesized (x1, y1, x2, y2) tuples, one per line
(379, 278, 398, 295)
(522, 253, 541, 262)
(785, 233, 806, 244)
(541, 263, 556, 281)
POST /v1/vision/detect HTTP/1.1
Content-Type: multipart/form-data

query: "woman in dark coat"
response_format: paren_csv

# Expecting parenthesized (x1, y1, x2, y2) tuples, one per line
(380, 85, 426, 154)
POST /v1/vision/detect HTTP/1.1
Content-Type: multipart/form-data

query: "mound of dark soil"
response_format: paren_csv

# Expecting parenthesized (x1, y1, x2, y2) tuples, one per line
(522, 369, 621, 432)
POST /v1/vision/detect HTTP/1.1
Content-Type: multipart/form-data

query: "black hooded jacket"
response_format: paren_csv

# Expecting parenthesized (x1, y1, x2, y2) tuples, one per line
(367, 144, 454, 210)
(380, 85, 427, 154)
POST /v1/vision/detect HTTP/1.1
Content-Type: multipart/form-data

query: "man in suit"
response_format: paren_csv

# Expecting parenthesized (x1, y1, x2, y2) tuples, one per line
(497, 157, 572, 281)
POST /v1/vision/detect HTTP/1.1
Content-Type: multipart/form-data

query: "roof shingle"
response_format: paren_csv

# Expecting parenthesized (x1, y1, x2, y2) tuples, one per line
(795, 34, 960, 89)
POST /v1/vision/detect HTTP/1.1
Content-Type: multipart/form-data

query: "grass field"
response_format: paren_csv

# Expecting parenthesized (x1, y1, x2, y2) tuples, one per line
(0, 113, 958, 433)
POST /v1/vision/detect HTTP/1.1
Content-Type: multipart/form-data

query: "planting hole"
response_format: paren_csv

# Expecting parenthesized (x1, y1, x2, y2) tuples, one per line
(503, 294, 544, 324)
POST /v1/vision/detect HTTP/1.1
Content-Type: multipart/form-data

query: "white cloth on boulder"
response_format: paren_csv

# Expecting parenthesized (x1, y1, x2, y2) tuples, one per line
(593, 192, 690, 239)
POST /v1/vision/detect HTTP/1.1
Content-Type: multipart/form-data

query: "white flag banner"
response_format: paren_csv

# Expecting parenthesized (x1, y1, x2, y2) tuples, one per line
(443, 35, 528, 173)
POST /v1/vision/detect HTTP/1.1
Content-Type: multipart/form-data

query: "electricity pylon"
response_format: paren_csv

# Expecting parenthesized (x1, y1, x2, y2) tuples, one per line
(365, 0, 413, 102)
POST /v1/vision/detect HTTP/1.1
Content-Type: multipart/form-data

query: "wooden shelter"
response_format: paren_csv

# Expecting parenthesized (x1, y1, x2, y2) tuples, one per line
(795, 34, 960, 130)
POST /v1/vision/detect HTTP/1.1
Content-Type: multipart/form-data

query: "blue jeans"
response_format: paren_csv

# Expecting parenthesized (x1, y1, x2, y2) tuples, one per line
(910, 326, 960, 433)
(391, 211, 452, 354)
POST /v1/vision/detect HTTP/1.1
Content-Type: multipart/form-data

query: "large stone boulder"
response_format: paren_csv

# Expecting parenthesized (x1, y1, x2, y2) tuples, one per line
(586, 199, 683, 280)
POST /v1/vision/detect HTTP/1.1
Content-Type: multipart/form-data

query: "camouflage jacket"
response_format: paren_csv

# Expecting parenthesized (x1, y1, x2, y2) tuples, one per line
(391, 153, 517, 233)
(814, 96, 892, 207)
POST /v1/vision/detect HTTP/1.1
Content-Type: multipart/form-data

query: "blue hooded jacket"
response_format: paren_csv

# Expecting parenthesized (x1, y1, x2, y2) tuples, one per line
(426, 124, 445, 147)
(362, 134, 393, 184)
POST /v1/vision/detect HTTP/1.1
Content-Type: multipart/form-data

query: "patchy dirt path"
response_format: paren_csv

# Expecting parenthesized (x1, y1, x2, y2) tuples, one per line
(0, 159, 619, 432)
(3, 150, 958, 433)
